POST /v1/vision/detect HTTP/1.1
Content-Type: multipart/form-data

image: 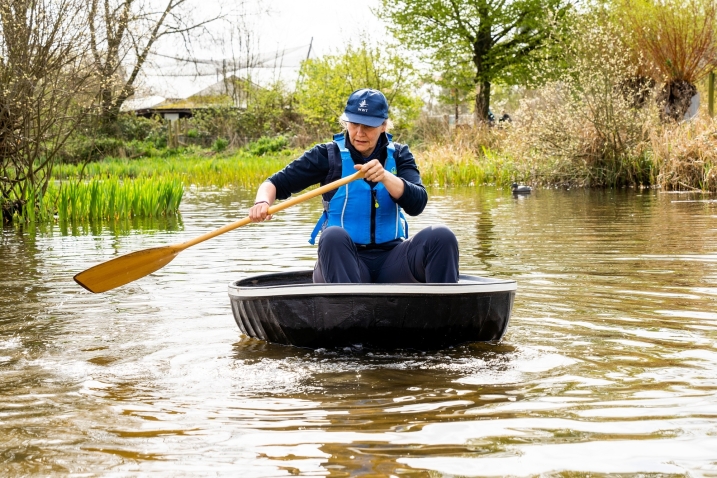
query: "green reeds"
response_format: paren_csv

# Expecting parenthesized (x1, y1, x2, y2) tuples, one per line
(2, 184, 55, 224)
(53, 150, 293, 188)
(53, 177, 183, 222)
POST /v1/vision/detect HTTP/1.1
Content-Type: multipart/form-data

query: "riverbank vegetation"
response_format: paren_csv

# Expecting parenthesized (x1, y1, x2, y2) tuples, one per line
(2, 0, 717, 225)
(53, 147, 293, 188)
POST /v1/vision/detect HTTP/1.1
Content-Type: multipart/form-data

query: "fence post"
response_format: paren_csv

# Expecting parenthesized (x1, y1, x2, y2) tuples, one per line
(709, 71, 715, 118)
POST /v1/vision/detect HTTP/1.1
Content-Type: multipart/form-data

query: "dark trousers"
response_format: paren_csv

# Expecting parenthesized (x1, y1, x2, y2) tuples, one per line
(313, 225, 459, 283)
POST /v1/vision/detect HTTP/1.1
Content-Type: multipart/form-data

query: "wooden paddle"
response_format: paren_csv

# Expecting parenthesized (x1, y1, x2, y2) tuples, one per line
(74, 170, 365, 293)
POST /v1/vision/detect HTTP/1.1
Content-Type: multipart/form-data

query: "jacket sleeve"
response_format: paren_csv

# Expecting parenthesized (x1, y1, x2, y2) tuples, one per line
(267, 144, 330, 200)
(393, 143, 427, 216)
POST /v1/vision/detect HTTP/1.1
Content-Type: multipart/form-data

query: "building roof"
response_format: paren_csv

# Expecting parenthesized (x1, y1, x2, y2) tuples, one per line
(120, 95, 167, 112)
(125, 75, 256, 118)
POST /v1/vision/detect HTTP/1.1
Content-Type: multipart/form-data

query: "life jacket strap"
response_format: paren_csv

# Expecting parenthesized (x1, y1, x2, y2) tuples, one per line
(309, 210, 328, 245)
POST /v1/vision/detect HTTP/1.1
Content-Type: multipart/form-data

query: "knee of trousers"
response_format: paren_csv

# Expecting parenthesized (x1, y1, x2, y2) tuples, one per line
(317, 226, 353, 251)
(420, 224, 458, 249)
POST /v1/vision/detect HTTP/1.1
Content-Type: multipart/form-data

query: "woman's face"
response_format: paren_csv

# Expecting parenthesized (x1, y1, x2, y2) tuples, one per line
(347, 121, 386, 158)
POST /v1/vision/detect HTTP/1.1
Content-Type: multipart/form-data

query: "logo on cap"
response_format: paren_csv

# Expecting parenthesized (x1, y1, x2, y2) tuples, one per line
(358, 99, 369, 112)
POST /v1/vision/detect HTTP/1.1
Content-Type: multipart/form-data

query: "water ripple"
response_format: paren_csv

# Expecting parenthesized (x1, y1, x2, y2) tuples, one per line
(1, 187, 716, 474)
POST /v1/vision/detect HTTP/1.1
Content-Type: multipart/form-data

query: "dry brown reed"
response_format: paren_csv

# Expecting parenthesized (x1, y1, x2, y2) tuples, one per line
(651, 116, 717, 191)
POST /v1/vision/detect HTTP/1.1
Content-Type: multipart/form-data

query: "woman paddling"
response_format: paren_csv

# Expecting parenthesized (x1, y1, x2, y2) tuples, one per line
(249, 88, 459, 284)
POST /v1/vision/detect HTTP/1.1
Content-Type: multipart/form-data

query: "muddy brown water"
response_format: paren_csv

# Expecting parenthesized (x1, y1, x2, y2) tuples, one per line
(1, 186, 716, 476)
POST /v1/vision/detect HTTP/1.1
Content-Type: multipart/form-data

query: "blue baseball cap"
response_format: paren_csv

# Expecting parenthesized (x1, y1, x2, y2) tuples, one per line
(340, 88, 389, 127)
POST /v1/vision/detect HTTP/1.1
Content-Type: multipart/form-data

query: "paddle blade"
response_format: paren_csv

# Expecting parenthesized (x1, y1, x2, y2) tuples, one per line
(74, 245, 182, 293)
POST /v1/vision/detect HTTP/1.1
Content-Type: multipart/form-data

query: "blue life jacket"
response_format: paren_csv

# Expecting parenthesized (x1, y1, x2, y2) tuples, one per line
(309, 133, 408, 245)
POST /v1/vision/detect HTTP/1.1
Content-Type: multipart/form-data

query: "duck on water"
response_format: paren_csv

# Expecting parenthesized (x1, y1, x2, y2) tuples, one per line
(511, 183, 532, 194)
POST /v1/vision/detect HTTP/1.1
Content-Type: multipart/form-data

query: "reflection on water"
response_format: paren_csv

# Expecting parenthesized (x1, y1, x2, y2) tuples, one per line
(1, 186, 716, 475)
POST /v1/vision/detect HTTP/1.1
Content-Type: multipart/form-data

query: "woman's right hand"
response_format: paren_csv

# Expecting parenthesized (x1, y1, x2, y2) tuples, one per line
(249, 201, 272, 222)
(249, 181, 277, 222)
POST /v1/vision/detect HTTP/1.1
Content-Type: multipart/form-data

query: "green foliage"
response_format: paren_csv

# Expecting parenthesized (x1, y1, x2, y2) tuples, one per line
(240, 80, 300, 138)
(58, 136, 125, 164)
(191, 106, 240, 146)
(212, 137, 229, 153)
(189, 81, 298, 146)
(58, 113, 169, 164)
(295, 40, 422, 135)
(246, 136, 289, 156)
(115, 114, 164, 141)
(58, 136, 176, 164)
(377, 0, 572, 119)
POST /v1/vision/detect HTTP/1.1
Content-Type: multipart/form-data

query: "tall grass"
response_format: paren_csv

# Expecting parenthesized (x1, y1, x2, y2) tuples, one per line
(415, 127, 520, 187)
(5, 175, 185, 224)
(53, 149, 294, 188)
(651, 116, 717, 191)
(51, 178, 183, 222)
(3, 183, 55, 223)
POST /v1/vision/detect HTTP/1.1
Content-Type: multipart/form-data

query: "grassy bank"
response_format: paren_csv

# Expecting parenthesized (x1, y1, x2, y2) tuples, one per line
(2, 149, 294, 225)
(10, 117, 715, 226)
(413, 115, 717, 192)
(53, 148, 295, 188)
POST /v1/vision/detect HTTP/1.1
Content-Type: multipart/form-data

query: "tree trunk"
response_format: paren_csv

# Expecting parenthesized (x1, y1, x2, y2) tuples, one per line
(472, 2, 492, 124)
(657, 80, 698, 122)
(99, 85, 118, 132)
(475, 80, 491, 123)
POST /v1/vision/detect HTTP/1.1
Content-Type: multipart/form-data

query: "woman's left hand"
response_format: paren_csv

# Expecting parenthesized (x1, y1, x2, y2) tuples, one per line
(355, 159, 405, 199)
(355, 159, 387, 183)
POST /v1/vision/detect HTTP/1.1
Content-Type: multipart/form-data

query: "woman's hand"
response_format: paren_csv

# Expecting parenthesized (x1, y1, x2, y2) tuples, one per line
(249, 201, 272, 222)
(355, 160, 405, 199)
(355, 159, 386, 183)
(249, 181, 277, 222)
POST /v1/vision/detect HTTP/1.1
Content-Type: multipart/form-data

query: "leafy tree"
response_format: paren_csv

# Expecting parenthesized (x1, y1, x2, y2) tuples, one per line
(294, 41, 422, 137)
(377, 0, 572, 121)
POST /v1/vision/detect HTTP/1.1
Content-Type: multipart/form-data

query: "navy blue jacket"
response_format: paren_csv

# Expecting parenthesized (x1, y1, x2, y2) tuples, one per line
(267, 133, 427, 217)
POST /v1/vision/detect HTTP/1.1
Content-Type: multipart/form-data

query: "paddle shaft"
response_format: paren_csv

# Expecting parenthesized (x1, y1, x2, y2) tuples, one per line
(73, 170, 364, 293)
(177, 170, 364, 251)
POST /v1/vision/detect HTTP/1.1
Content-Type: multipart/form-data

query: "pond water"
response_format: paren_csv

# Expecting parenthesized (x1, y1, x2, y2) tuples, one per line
(1, 185, 716, 476)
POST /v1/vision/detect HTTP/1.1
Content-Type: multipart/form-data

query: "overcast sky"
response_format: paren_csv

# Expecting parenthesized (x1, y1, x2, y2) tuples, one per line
(141, 0, 385, 98)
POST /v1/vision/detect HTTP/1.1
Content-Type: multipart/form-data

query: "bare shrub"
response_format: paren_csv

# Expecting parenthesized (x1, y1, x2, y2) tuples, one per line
(0, 0, 95, 222)
(88, 0, 220, 128)
(502, 16, 659, 187)
(618, 0, 717, 121)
